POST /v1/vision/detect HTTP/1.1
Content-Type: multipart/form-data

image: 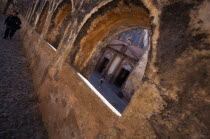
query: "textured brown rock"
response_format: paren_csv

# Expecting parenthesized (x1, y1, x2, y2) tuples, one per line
(6, 0, 210, 138)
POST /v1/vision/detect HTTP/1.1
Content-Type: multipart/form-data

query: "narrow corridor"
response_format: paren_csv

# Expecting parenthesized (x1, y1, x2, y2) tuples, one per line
(0, 15, 47, 138)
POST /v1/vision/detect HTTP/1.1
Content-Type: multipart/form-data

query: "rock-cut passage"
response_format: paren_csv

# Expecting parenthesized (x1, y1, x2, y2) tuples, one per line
(0, 14, 47, 138)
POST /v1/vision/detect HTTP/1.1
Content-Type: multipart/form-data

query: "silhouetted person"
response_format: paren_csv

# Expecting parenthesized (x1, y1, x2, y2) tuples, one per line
(99, 78, 104, 88)
(3, 11, 21, 39)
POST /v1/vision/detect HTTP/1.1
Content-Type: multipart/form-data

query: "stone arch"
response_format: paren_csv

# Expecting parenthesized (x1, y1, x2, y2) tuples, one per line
(45, 0, 72, 49)
(69, 0, 151, 78)
(35, 1, 50, 33)
(30, 0, 41, 26)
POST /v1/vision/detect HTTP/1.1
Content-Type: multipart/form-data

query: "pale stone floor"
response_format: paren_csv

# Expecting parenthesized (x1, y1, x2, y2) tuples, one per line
(89, 71, 128, 113)
(0, 15, 47, 138)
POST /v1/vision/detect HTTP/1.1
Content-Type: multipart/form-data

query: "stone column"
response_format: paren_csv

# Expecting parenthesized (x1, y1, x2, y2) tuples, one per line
(110, 56, 124, 84)
(102, 53, 116, 80)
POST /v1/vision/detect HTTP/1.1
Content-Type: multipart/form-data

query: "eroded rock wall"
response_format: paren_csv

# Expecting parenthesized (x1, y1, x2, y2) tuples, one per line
(149, 1, 210, 137)
(0, 0, 9, 13)
(16, 0, 210, 138)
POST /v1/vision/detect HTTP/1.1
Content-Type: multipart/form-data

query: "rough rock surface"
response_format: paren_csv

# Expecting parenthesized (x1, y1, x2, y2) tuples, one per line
(0, 0, 8, 13)
(8, 0, 210, 138)
(0, 15, 47, 138)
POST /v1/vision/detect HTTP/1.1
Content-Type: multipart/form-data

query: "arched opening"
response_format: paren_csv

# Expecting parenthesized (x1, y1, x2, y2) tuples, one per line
(69, 0, 151, 113)
(70, 0, 151, 77)
(30, 0, 41, 26)
(45, 0, 72, 49)
(35, 1, 49, 34)
(88, 28, 151, 112)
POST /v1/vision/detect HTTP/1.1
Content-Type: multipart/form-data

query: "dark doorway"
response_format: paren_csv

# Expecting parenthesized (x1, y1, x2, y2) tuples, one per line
(97, 58, 110, 73)
(114, 68, 130, 87)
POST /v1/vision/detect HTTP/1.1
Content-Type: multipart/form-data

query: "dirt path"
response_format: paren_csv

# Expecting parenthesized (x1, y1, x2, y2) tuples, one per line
(0, 14, 47, 139)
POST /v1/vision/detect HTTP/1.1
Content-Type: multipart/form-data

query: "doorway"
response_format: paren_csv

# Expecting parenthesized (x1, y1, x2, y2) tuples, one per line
(97, 57, 110, 73)
(114, 68, 130, 87)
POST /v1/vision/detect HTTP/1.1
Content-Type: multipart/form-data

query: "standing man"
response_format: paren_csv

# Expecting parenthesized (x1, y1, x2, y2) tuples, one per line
(3, 11, 21, 39)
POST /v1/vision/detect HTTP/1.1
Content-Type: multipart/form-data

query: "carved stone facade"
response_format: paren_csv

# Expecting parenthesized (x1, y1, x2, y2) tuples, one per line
(2, 0, 210, 138)
(95, 30, 149, 101)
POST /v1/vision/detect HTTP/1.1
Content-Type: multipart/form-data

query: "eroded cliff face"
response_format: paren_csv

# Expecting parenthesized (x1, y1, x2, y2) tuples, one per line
(14, 0, 210, 138)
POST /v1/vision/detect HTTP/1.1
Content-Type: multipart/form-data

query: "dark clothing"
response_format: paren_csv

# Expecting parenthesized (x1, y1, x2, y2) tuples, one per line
(4, 27, 17, 38)
(4, 15, 21, 30)
(4, 15, 21, 39)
